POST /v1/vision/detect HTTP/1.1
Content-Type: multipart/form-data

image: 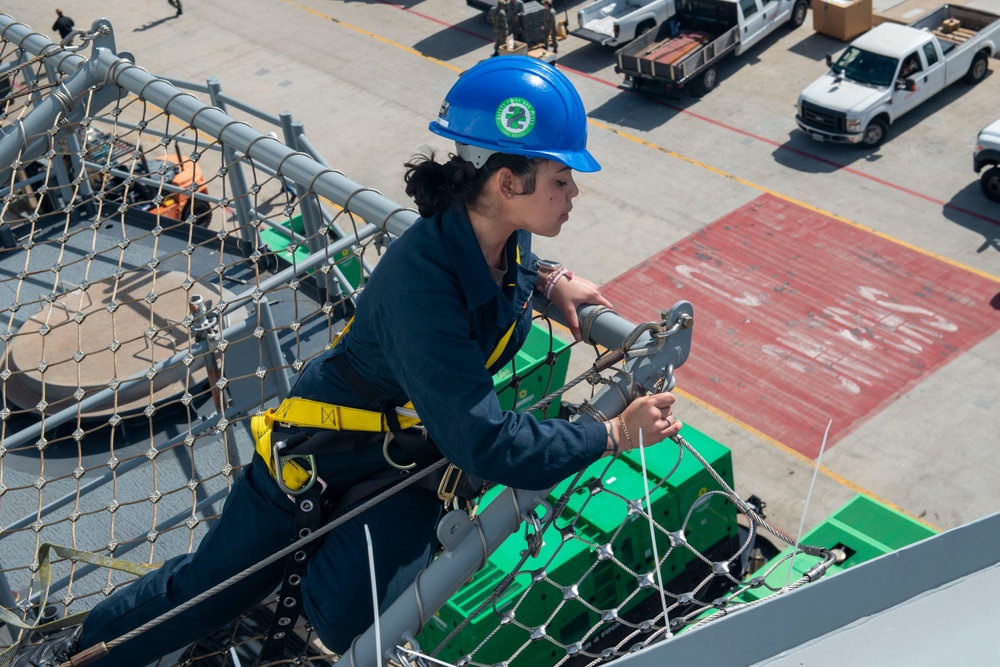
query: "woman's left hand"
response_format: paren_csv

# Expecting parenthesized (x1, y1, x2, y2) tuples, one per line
(548, 275, 614, 341)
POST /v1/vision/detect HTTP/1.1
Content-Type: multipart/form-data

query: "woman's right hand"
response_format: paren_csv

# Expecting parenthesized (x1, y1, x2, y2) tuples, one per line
(605, 392, 681, 456)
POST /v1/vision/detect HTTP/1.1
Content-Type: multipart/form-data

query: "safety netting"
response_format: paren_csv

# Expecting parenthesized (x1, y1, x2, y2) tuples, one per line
(0, 15, 834, 667)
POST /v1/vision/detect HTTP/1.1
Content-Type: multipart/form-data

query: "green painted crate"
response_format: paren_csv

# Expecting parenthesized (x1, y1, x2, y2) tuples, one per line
(257, 213, 363, 291)
(736, 494, 938, 603)
(417, 425, 741, 664)
(622, 429, 737, 575)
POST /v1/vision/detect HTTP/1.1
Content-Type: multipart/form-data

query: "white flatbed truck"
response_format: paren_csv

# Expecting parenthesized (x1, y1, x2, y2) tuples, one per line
(614, 0, 807, 97)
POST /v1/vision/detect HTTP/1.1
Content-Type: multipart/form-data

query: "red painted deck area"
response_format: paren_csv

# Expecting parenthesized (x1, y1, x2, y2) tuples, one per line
(601, 194, 1000, 458)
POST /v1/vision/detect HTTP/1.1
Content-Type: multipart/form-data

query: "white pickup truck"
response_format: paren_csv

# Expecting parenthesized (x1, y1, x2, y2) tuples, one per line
(974, 119, 1000, 201)
(796, 5, 1000, 148)
(571, 0, 676, 47)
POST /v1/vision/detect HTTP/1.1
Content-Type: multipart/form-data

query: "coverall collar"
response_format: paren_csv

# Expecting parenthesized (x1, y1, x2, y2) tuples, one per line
(442, 203, 520, 311)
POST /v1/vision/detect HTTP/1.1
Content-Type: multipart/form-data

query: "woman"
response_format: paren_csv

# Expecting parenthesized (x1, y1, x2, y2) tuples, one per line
(22, 56, 682, 667)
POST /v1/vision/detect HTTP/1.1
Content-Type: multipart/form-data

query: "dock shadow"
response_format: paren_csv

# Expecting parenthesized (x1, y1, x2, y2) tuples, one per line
(942, 181, 1000, 254)
(785, 30, 849, 63)
(589, 87, 685, 133)
(412, 15, 491, 61)
(133, 15, 181, 32)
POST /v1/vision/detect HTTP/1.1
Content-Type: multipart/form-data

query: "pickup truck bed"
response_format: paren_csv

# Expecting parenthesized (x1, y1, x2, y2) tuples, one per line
(920, 6, 997, 53)
(616, 23, 738, 92)
(571, 0, 675, 46)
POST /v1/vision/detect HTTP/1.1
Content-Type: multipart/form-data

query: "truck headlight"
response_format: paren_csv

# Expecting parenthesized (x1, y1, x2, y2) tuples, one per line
(846, 118, 862, 132)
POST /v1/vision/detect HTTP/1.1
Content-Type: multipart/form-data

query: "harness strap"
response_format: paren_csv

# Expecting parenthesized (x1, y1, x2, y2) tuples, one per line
(251, 261, 527, 657)
(256, 481, 325, 665)
(274, 395, 422, 433)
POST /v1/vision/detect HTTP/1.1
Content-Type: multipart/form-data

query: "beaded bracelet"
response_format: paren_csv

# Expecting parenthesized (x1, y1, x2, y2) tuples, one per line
(543, 268, 573, 299)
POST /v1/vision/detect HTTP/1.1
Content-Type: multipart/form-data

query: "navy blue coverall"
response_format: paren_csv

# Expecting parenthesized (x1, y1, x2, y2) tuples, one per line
(78, 203, 609, 665)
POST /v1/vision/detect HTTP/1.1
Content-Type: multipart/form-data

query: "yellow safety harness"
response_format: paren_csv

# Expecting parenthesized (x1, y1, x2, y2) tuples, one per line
(251, 251, 524, 494)
(251, 246, 528, 664)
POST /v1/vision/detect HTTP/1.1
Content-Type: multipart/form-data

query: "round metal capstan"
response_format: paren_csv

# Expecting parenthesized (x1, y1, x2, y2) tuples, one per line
(5, 271, 242, 419)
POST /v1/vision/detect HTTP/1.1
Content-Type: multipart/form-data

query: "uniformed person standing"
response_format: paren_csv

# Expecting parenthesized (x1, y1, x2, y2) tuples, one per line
(488, 0, 509, 56)
(507, 0, 525, 43)
(542, 0, 559, 54)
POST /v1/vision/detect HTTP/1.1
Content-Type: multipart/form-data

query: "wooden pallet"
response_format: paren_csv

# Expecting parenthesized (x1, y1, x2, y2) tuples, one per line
(645, 31, 711, 66)
(933, 27, 978, 44)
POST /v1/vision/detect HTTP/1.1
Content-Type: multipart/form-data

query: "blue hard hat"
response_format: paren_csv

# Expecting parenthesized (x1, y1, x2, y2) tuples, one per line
(429, 56, 600, 173)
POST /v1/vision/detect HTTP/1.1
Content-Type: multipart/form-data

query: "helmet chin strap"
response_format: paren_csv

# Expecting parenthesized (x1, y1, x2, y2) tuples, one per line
(456, 142, 498, 169)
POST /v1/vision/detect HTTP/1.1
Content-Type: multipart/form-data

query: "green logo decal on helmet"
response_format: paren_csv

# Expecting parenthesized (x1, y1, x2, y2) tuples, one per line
(496, 97, 535, 138)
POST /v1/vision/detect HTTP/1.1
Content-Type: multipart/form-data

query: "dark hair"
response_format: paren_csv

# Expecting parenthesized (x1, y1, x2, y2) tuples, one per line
(403, 152, 542, 218)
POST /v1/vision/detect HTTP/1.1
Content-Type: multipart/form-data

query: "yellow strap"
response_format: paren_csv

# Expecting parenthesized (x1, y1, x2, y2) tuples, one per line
(273, 396, 421, 432)
(255, 252, 523, 486)
(251, 409, 313, 490)
(327, 317, 353, 350)
(0, 542, 159, 665)
(486, 319, 518, 369)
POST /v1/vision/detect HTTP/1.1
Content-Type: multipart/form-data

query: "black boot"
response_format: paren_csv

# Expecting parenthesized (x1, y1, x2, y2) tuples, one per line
(11, 626, 83, 667)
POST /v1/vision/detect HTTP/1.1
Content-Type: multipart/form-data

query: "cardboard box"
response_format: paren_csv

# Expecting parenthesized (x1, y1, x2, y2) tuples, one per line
(498, 39, 528, 56)
(813, 0, 874, 40)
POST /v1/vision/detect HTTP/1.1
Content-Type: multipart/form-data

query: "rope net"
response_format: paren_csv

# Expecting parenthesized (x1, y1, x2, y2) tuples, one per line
(0, 17, 830, 667)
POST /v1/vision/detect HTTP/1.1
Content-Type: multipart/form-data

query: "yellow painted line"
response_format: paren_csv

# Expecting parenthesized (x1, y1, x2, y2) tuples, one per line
(278, 0, 970, 527)
(279, 0, 463, 74)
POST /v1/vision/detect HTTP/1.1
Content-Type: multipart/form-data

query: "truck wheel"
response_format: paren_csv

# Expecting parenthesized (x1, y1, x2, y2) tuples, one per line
(860, 118, 888, 148)
(790, 0, 808, 28)
(192, 200, 213, 227)
(636, 19, 655, 38)
(964, 52, 989, 85)
(981, 166, 1000, 202)
(692, 66, 719, 97)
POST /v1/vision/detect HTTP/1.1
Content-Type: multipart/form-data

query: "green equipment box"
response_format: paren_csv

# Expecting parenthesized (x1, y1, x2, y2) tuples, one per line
(492, 323, 571, 420)
(735, 494, 937, 604)
(416, 425, 738, 666)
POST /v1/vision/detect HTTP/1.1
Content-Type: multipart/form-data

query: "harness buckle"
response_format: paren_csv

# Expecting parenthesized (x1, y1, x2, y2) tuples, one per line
(437, 464, 464, 506)
(272, 439, 319, 496)
(383, 432, 418, 471)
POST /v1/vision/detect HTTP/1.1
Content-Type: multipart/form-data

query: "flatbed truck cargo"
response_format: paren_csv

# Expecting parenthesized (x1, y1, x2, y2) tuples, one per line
(571, 0, 676, 47)
(796, 4, 1000, 147)
(614, 0, 808, 96)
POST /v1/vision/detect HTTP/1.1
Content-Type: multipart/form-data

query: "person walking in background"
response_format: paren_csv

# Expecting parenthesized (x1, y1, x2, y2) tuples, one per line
(52, 9, 74, 40)
(168, 0, 183, 16)
(488, 0, 509, 56)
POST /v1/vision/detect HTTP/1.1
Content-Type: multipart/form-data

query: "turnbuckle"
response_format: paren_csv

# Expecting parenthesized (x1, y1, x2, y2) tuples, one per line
(522, 510, 543, 558)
